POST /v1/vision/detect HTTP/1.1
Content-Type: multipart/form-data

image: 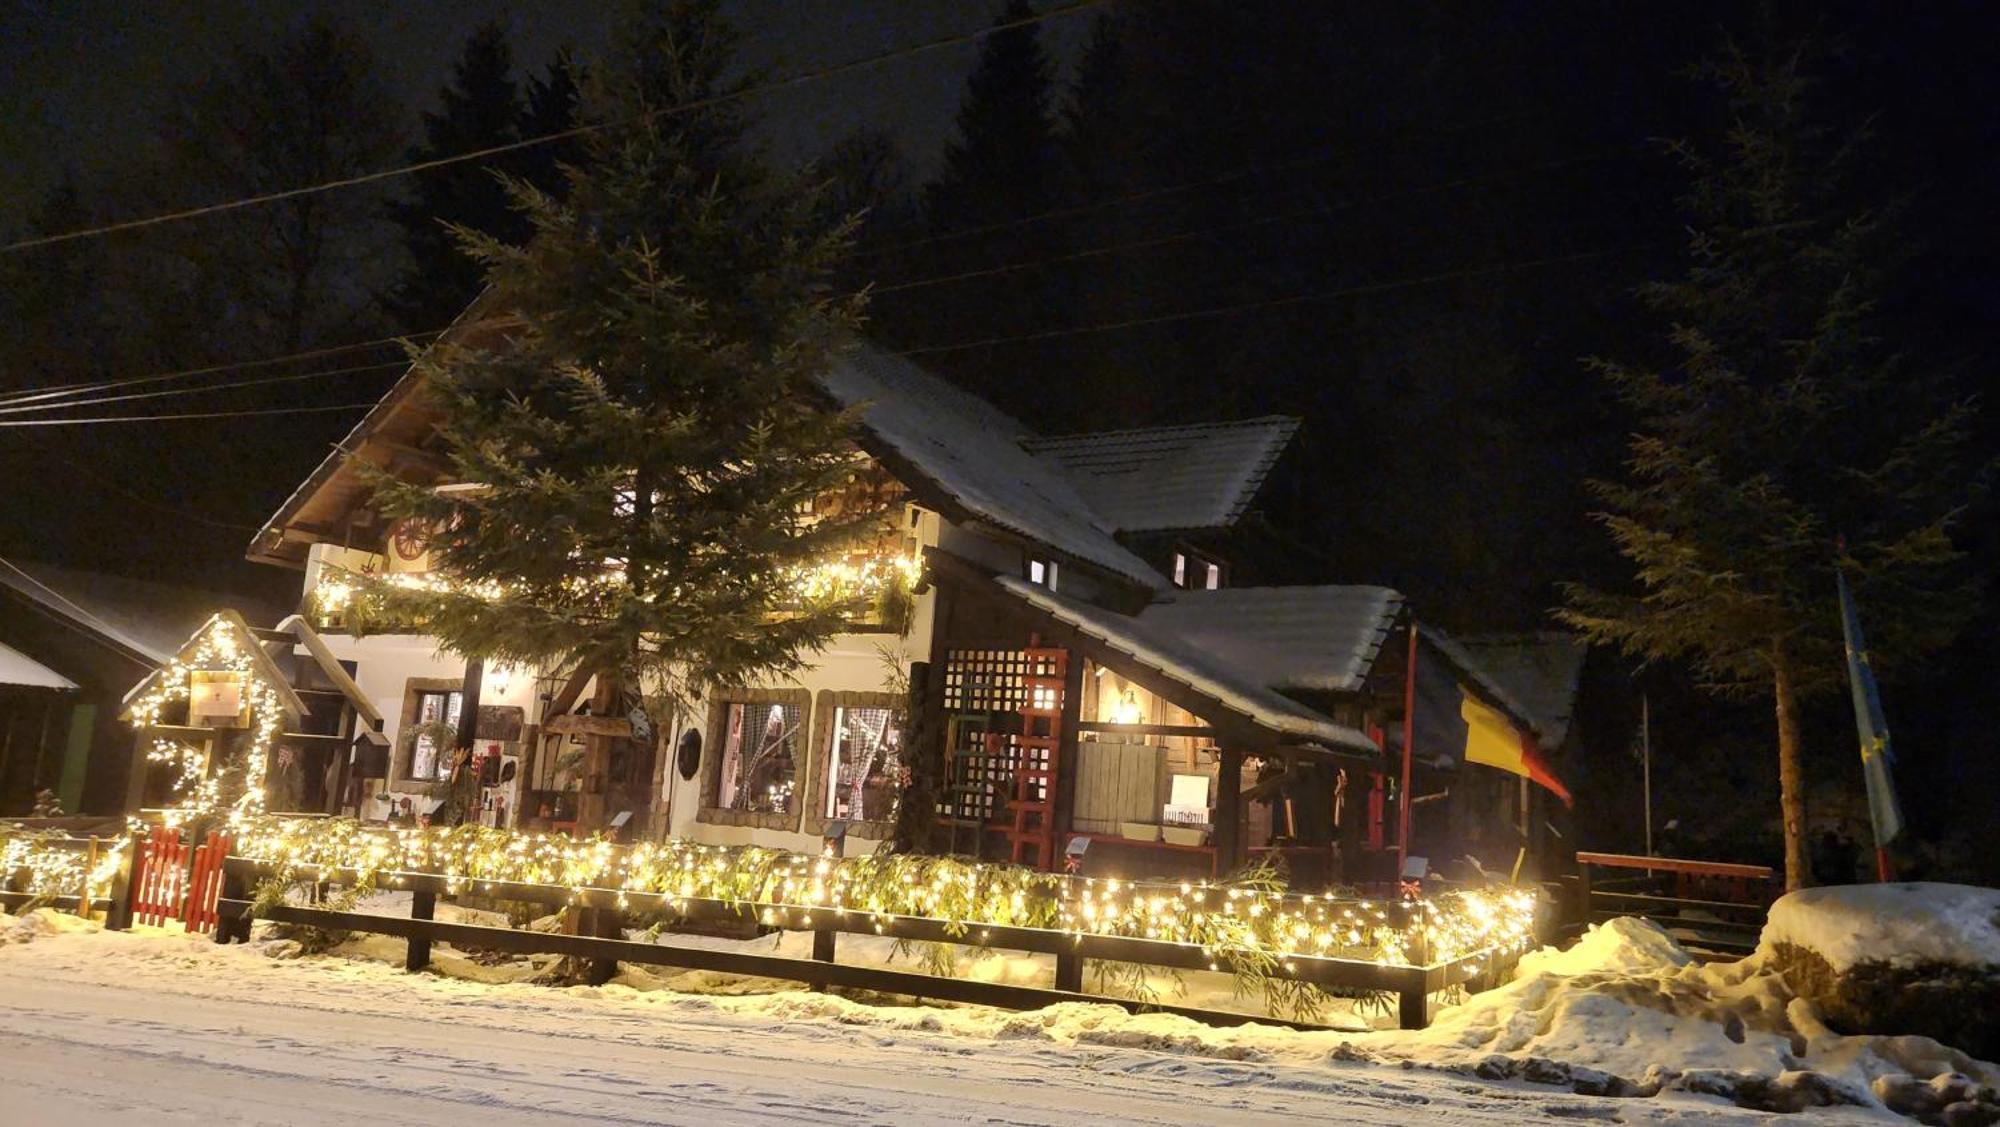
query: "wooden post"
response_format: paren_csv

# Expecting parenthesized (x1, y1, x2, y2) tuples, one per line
(1215, 748, 1243, 875)
(810, 926, 837, 991)
(574, 674, 619, 833)
(77, 836, 98, 919)
(1054, 947, 1084, 993)
(585, 905, 621, 986)
(1397, 623, 1418, 869)
(1397, 968, 1431, 1030)
(406, 889, 436, 970)
(104, 831, 137, 931)
(216, 862, 251, 944)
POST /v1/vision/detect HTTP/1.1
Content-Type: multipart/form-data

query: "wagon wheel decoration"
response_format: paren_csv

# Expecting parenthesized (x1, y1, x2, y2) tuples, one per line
(390, 518, 431, 562)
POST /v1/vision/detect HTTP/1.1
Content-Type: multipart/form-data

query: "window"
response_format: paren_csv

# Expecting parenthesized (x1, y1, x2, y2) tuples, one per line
(713, 700, 802, 814)
(823, 705, 904, 822)
(1027, 556, 1059, 589)
(407, 689, 463, 780)
(1171, 549, 1225, 590)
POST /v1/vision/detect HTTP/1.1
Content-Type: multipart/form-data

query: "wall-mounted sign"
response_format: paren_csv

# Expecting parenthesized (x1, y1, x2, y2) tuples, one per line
(189, 671, 250, 728)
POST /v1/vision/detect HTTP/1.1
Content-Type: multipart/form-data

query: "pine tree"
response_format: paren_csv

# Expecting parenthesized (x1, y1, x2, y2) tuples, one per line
(903, 0, 1058, 408)
(388, 23, 528, 329)
(1559, 39, 1988, 888)
(389, 25, 582, 330)
(341, 0, 875, 830)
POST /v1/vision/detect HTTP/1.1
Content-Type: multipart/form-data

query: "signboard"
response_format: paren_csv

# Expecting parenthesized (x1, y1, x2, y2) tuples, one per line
(475, 704, 524, 742)
(189, 671, 249, 728)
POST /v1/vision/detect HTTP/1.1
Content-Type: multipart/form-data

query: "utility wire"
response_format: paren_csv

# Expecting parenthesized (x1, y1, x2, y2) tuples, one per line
(0, 147, 1623, 418)
(893, 247, 1629, 358)
(871, 148, 1630, 296)
(0, 328, 450, 408)
(853, 110, 1542, 261)
(0, 360, 408, 417)
(1, 0, 1114, 255)
(0, 245, 1629, 427)
(0, 401, 380, 427)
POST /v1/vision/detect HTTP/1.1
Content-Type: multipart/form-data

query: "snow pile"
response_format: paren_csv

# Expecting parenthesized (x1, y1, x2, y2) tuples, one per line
(2, 907, 100, 944)
(1371, 916, 1997, 1115)
(1760, 882, 2000, 972)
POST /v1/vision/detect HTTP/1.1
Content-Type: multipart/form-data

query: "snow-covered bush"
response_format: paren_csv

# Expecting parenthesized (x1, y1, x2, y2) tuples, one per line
(1760, 883, 2000, 1062)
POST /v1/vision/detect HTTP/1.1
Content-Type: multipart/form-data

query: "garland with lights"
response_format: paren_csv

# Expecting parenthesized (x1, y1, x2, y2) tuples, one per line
(125, 617, 288, 831)
(230, 816, 1538, 983)
(0, 825, 130, 910)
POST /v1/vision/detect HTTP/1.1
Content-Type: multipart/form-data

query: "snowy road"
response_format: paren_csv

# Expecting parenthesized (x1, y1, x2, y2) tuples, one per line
(0, 919, 1798, 1125)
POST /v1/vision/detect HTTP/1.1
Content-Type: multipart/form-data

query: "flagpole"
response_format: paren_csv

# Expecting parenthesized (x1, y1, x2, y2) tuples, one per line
(1641, 692, 1653, 858)
(1397, 622, 1417, 870)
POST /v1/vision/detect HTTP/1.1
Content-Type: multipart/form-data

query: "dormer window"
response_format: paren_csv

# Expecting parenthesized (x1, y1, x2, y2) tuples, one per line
(1171, 548, 1224, 590)
(1026, 556, 1059, 590)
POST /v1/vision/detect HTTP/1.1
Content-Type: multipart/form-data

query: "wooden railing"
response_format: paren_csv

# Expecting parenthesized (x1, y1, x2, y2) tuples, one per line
(214, 857, 1522, 1029)
(1568, 852, 1779, 956)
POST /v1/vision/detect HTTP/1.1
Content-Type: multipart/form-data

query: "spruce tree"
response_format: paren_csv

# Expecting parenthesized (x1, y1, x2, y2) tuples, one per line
(1560, 40, 1987, 888)
(342, 0, 874, 829)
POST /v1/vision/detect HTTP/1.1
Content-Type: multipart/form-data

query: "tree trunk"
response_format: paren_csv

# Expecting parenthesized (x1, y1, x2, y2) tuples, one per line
(575, 672, 620, 834)
(1772, 637, 1809, 891)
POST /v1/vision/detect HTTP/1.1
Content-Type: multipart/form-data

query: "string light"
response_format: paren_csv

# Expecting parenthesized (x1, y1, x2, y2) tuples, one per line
(228, 815, 1538, 969)
(0, 826, 130, 908)
(125, 616, 287, 831)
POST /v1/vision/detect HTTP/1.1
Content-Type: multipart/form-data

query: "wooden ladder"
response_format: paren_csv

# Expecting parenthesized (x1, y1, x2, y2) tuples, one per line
(1005, 639, 1067, 870)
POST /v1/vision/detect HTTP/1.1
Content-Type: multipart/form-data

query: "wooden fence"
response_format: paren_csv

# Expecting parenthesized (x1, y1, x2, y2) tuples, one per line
(1567, 852, 1778, 956)
(0, 833, 118, 918)
(215, 857, 1519, 1030)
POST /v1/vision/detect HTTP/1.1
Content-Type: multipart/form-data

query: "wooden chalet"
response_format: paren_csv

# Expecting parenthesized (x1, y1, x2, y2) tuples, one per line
(223, 324, 1569, 887)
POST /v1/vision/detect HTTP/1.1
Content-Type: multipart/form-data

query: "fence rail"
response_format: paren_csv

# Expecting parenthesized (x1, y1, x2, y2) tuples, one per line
(219, 857, 1515, 1029)
(1567, 852, 1777, 956)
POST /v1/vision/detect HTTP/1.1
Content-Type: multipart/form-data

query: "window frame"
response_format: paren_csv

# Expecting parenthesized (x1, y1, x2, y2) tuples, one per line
(396, 677, 465, 784)
(1170, 546, 1227, 590)
(697, 688, 810, 831)
(802, 690, 906, 840)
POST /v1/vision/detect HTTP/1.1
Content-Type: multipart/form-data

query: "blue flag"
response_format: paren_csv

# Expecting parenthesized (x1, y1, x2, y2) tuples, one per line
(1837, 569, 1904, 846)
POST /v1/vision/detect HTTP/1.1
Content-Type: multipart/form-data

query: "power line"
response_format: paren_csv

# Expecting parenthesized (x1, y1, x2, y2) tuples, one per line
(0, 328, 450, 408)
(40, 441, 264, 532)
(1, 0, 1115, 255)
(0, 146, 1625, 418)
(853, 109, 1542, 262)
(0, 359, 408, 417)
(893, 246, 1629, 358)
(871, 148, 1630, 296)
(0, 401, 379, 427)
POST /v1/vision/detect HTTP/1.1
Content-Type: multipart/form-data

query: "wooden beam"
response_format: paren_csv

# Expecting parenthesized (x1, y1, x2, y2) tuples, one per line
(544, 713, 632, 739)
(1075, 722, 1215, 738)
(1215, 748, 1244, 876)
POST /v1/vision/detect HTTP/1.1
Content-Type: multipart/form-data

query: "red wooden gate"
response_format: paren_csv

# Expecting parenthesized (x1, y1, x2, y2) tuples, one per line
(130, 827, 230, 933)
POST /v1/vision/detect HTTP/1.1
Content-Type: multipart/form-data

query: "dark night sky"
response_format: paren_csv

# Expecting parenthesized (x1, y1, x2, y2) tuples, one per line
(0, 0, 1090, 215)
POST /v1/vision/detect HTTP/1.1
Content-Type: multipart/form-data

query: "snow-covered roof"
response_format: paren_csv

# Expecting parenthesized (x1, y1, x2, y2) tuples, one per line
(1136, 585, 1403, 694)
(1021, 416, 1299, 532)
(0, 640, 75, 690)
(1421, 627, 1547, 742)
(0, 559, 283, 668)
(1454, 633, 1588, 747)
(821, 343, 1165, 589)
(994, 575, 1377, 753)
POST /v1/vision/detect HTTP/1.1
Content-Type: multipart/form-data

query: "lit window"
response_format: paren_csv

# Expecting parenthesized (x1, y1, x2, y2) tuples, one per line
(1170, 547, 1225, 589)
(1027, 557, 1059, 589)
(824, 706, 904, 822)
(714, 702, 800, 814)
(408, 690, 463, 780)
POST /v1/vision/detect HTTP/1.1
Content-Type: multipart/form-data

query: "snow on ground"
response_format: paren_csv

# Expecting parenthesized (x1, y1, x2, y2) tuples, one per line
(1761, 882, 2000, 972)
(0, 907, 1865, 1127)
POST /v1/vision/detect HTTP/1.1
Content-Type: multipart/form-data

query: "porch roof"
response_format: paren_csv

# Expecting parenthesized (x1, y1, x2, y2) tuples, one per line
(992, 575, 1377, 755)
(1021, 416, 1299, 533)
(0, 640, 75, 691)
(1136, 585, 1403, 694)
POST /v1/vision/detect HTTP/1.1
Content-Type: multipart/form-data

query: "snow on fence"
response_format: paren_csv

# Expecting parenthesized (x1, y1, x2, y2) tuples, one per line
(210, 816, 1539, 1029)
(0, 825, 128, 919)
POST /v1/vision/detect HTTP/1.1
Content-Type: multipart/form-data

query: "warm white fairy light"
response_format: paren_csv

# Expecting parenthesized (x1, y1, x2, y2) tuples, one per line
(229, 815, 1538, 969)
(0, 826, 130, 908)
(126, 617, 288, 831)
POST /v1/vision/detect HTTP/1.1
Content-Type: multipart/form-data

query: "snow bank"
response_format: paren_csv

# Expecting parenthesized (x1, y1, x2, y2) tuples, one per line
(3, 907, 100, 944)
(1761, 882, 2000, 973)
